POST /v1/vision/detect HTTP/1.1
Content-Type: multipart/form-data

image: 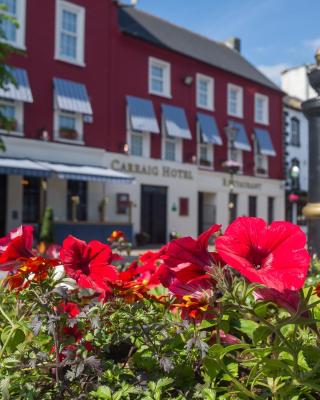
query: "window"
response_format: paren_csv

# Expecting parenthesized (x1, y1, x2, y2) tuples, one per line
(179, 198, 189, 216)
(54, 110, 83, 142)
(227, 84, 243, 118)
(22, 177, 40, 223)
(199, 144, 213, 167)
(255, 93, 269, 125)
(196, 74, 214, 110)
(228, 147, 243, 173)
(149, 57, 171, 97)
(255, 154, 268, 176)
(67, 180, 87, 221)
(248, 196, 257, 217)
(55, 0, 85, 65)
(131, 132, 143, 156)
(268, 197, 274, 223)
(0, 0, 26, 49)
(164, 139, 176, 161)
(0, 98, 23, 134)
(291, 117, 300, 146)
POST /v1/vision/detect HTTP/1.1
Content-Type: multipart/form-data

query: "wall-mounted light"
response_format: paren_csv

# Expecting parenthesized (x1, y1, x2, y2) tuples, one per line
(183, 75, 193, 86)
(171, 202, 177, 212)
(123, 143, 129, 154)
(20, 179, 29, 186)
(191, 155, 197, 164)
(40, 128, 49, 141)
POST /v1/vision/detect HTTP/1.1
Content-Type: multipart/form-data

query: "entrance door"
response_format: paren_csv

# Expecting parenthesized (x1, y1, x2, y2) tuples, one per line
(141, 185, 167, 244)
(198, 192, 216, 235)
(0, 174, 7, 236)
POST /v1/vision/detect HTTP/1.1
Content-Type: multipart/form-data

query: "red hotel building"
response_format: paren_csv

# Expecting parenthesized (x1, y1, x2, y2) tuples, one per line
(0, 0, 284, 243)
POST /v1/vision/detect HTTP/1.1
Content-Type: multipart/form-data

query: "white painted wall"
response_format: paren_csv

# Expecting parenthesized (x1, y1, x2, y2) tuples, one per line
(281, 65, 317, 101)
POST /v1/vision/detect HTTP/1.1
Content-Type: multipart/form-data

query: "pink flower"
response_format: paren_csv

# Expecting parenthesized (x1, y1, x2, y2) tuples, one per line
(215, 217, 310, 292)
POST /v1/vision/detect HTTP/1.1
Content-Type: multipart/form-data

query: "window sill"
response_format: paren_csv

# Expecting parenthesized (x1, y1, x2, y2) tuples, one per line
(197, 104, 214, 112)
(54, 56, 86, 68)
(2, 40, 26, 52)
(0, 129, 24, 137)
(54, 137, 85, 145)
(227, 111, 243, 118)
(254, 119, 269, 126)
(149, 90, 172, 99)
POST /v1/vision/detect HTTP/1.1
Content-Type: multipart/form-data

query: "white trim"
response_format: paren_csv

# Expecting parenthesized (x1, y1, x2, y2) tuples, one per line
(126, 107, 151, 158)
(0, 0, 26, 49)
(227, 83, 243, 118)
(196, 73, 214, 111)
(148, 57, 171, 98)
(254, 93, 269, 125)
(55, 0, 85, 67)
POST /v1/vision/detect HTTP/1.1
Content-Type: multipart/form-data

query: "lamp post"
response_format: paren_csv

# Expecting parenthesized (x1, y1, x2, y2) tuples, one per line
(289, 163, 300, 225)
(223, 125, 241, 223)
(302, 49, 320, 254)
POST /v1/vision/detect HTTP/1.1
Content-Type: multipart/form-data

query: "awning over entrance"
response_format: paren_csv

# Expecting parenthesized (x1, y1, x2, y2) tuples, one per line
(40, 161, 134, 183)
(254, 128, 276, 156)
(0, 158, 51, 177)
(162, 104, 192, 139)
(197, 113, 222, 145)
(126, 96, 159, 133)
(228, 120, 251, 151)
(53, 78, 93, 115)
(0, 67, 33, 103)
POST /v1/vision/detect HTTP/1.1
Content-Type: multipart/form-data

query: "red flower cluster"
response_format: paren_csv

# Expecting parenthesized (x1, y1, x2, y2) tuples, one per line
(107, 230, 126, 243)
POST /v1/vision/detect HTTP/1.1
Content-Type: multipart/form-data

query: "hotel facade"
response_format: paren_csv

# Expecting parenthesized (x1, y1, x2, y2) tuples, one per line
(0, 0, 285, 243)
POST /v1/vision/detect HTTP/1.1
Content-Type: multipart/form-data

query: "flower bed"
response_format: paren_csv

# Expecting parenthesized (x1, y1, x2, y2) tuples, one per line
(0, 218, 319, 399)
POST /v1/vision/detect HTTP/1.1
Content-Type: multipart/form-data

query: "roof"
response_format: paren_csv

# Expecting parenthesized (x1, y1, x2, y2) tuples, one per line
(118, 7, 281, 91)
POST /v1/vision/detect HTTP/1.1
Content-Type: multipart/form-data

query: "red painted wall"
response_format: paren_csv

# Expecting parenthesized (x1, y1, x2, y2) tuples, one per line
(8, 0, 284, 180)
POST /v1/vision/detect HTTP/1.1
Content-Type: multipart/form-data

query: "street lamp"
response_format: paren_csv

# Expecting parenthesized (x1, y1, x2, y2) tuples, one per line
(223, 124, 241, 223)
(289, 163, 300, 224)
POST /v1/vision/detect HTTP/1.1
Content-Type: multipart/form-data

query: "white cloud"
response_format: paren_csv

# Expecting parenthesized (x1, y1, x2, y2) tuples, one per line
(305, 37, 320, 52)
(258, 63, 289, 85)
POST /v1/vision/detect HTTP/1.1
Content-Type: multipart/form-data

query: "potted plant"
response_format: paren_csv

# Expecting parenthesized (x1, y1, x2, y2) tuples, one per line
(256, 167, 267, 175)
(199, 158, 211, 167)
(0, 117, 17, 132)
(59, 127, 78, 140)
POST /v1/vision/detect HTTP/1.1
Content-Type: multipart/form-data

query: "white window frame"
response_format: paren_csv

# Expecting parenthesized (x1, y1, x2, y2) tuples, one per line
(161, 117, 182, 162)
(227, 83, 243, 118)
(126, 108, 150, 158)
(196, 73, 214, 111)
(149, 57, 171, 98)
(254, 139, 268, 177)
(55, 0, 85, 66)
(228, 147, 243, 174)
(0, 0, 26, 49)
(54, 109, 84, 144)
(254, 93, 269, 125)
(0, 98, 23, 136)
(197, 123, 213, 168)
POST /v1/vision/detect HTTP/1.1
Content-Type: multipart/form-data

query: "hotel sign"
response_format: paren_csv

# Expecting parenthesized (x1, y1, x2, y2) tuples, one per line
(111, 160, 194, 180)
(222, 178, 262, 190)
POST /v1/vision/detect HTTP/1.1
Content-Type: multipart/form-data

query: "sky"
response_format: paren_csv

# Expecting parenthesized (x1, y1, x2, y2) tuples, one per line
(133, 0, 320, 85)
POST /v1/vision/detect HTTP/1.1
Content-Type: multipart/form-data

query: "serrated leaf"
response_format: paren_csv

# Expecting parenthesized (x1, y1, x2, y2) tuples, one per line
(0, 377, 10, 400)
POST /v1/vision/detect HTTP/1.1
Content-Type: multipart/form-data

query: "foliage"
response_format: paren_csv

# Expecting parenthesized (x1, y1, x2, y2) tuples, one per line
(0, 218, 319, 399)
(40, 207, 54, 245)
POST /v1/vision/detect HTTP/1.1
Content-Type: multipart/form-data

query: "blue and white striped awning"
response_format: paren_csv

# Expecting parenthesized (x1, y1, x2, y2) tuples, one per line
(127, 96, 159, 133)
(0, 67, 33, 103)
(254, 128, 276, 156)
(40, 162, 134, 184)
(228, 120, 251, 151)
(0, 158, 52, 177)
(162, 104, 192, 140)
(197, 113, 222, 145)
(53, 78, 93, 115)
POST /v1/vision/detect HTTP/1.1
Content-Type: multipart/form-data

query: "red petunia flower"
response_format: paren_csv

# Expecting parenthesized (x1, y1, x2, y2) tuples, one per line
(254, 288, 301, 315)
(0, 225, 34, 271)
(60, 236, 119, 296)
(215, 217, 310, 292)
(57, 301, 81, 318)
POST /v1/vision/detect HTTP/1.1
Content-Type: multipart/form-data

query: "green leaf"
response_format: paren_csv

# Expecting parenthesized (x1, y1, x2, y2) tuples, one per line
(253, 326, 271, 345)
(1, 326, 25, 354)
(203, 357, 220, 379)
(232, 319, 259, 339)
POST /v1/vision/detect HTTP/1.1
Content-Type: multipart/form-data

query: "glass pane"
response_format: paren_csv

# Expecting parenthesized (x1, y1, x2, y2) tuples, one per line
(199, 80, 208, 93)
(22, 176, 40, 223)
(151, 78, 163, 93)
(0, 0, 16, 15)
(67, 180, 87, 221)
(0, 103, 15, 119)
(198, 92, 208, 107)
(1, 18, 16, 42)
(60, 32, 77, 58)
(59, 114, 76, 130)
(200, 145, 207, 160)
(151, 65, 164, 78)
(131, 134, 143, 156)
(165, 140, 175, 161)
(62, 10, 77, 33)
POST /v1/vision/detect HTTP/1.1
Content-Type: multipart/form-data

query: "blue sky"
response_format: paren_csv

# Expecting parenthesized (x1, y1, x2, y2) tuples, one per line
(134, 0, 320, 84)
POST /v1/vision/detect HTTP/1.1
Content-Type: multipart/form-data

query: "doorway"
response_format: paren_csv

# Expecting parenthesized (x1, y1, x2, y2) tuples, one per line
(198, 192, 217, 235)
(0, 174, 7, 236)
(141, 185, 167, 244)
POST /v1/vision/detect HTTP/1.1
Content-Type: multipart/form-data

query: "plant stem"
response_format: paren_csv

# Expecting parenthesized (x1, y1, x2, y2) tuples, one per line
(0, 304, 14, 327)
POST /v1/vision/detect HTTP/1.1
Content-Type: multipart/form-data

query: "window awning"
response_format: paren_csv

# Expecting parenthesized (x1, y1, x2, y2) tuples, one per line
(0, 158, 52, 177)
(228, 120, 251, 151)
(40, 162, 134, 183)
(0, 67, 33, 103)
(127, 96, 159, 133)
(53, 78, 93, 115)
(197, 113, 222, 145)
(162, 104, 192, 140)
(254, 128, 276, 156)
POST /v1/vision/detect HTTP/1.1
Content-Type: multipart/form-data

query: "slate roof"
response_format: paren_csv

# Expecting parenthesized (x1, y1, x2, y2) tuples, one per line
(118, 7, 281, 92)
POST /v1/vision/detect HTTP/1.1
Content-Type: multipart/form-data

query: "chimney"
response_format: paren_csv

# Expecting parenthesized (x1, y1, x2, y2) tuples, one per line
(224, 37, 241, 53)
(115, 0, 138, 6)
